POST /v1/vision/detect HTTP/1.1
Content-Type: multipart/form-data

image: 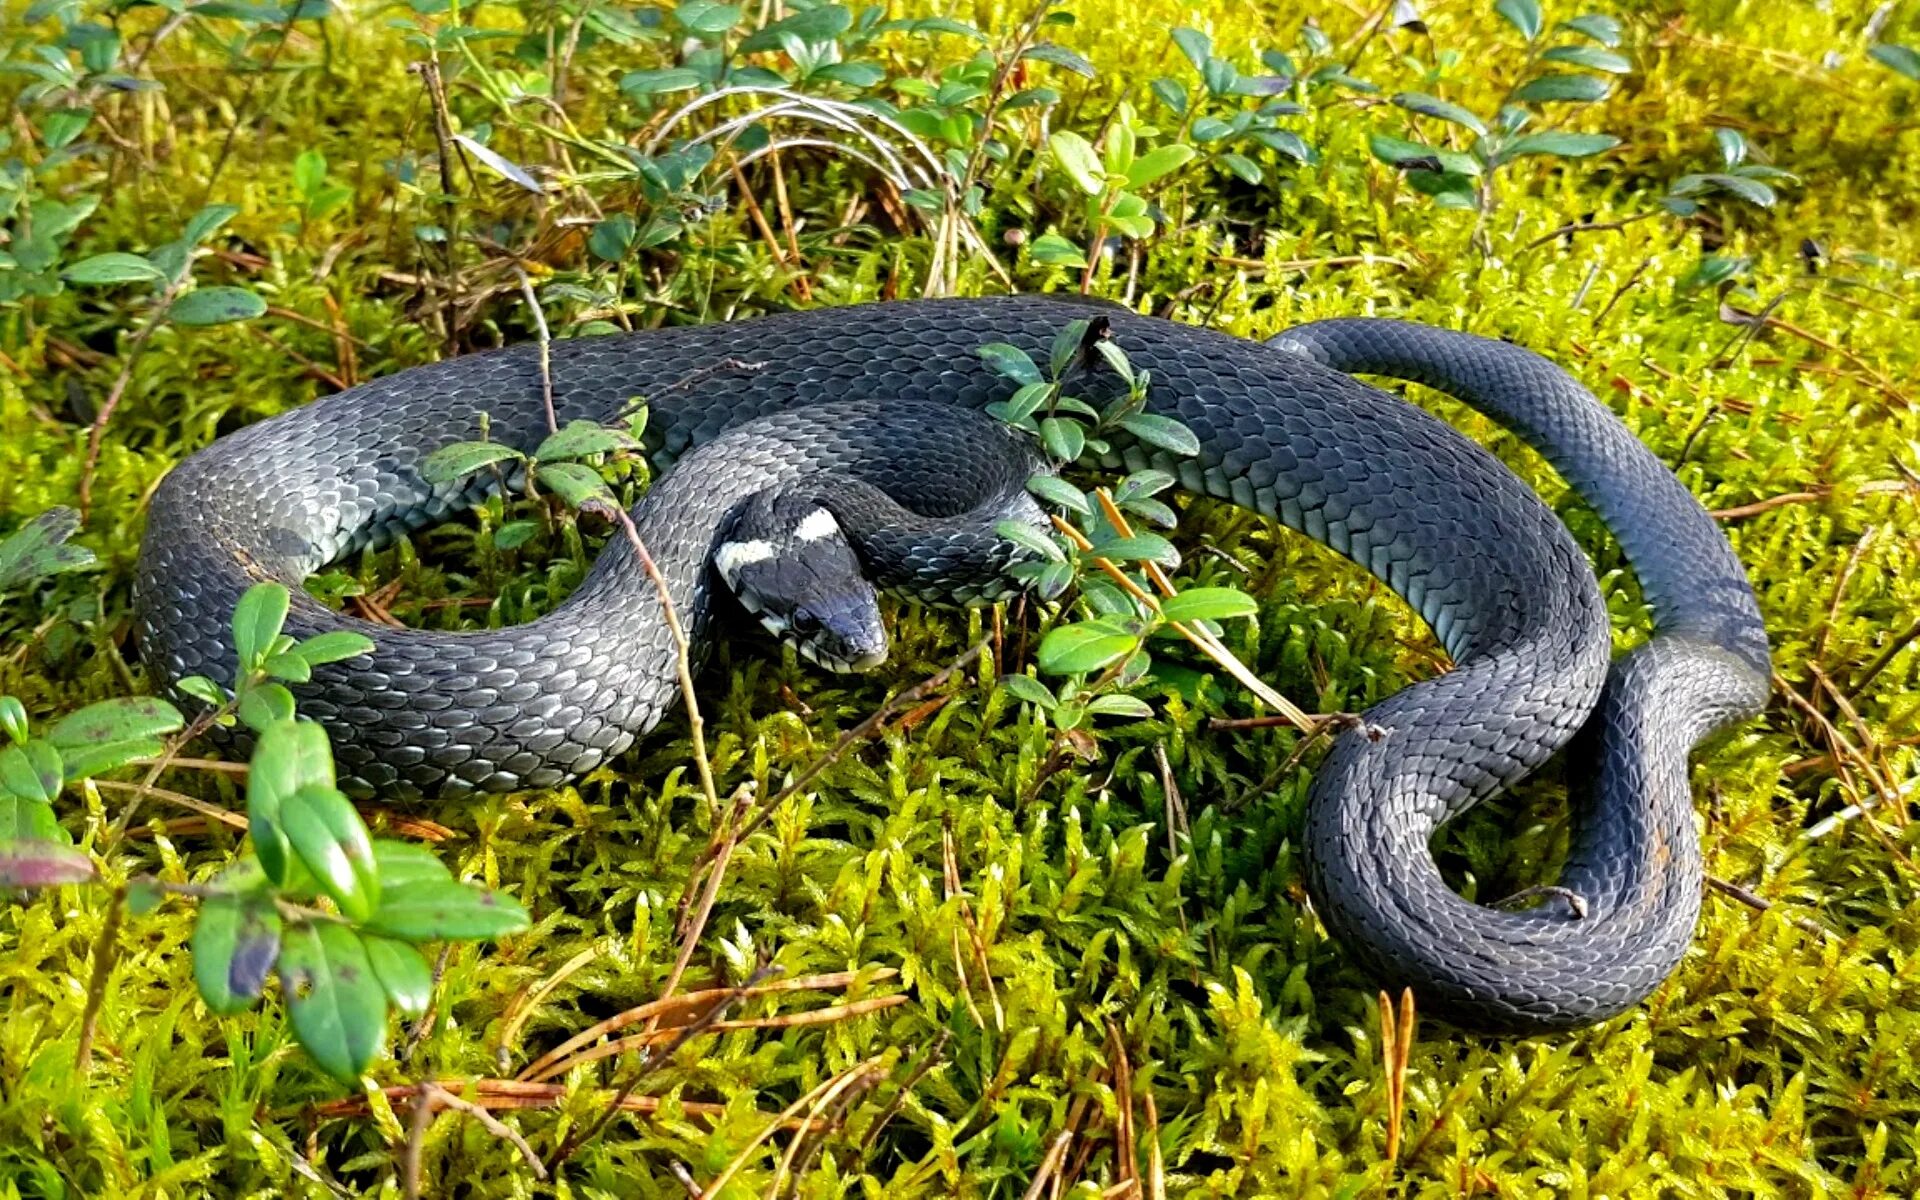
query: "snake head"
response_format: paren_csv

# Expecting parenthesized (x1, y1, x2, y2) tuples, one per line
(715, 491, 889, 672)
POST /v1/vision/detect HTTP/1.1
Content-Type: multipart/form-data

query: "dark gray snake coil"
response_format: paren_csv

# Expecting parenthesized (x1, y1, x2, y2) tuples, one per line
(133, 296, 1769, 1031)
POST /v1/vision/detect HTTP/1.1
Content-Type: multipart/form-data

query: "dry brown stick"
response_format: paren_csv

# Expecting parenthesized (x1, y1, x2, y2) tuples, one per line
(496, 943, 602, 1074)
(1143, 1091, 1165, 1200)
(657, 786, 753, 1021)
(766, 1056, 882, 1198)
(1107, 1021, 1137, 1189)
(513, 265, 558, 435)
(1378, 988, 1414, 1166)
(1705, 875, 1832, 941)
(1020, 1130, 1075, 1200)
(1852, 615, 1920, 696)
(522, 967, 894, 1082)
(943, 813, 1003, 1030)
(717, 638, 989, 855)
(518, 970, 895, 1083)
(89, 778, 247, 831)
(78, 271, 190, 518)
(529, 995, 908, 1082)
(546, 962, 782, 1168)
(1711, 479, 1912, 521)
(697, 1056, 887, 1198)
(307, 1078, 831, 1130)
(767, 148, 811, 303)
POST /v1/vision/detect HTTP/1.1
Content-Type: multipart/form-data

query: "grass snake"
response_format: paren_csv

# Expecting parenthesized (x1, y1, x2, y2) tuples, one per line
(132, 296, 1770, 1031)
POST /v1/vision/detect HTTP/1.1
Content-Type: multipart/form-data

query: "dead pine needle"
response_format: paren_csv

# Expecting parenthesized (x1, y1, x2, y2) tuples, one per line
(1378, 988, 1416, 1167)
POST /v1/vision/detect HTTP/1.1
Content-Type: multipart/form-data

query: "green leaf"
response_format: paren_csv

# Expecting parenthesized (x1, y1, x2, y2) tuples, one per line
(1368, 133, 1440, 167)
(1115, 469, 1176, 500)
(1027, 475, 1091, 515)
(232, 582, 292, 673)
(1124, 144, 1195, 188)
(193, 893, 281, 1016)
(978, 343, 1043, 386)
(1679, 254, 1750, 291)
(1049, 130, 1106, 195)
(292, 148, 326, 196)
(1495, 0, 1542, 41)
(1511, 74, 1610, 104)
(1090, 534, 1180, 567)
(64, 252, 166, 285)
(1541, 44, 1631, 74)
(362, 935, 433, 1017)
(0, 507, 97, 592)
(1171, 27, 1211, 71)
(127, 879, 165, 915)
(1037, 620, 1141, 675)
(999, 674, 1057, 709)
(1049, 319, 1092, 379)
(421, 440, 522, 485)
(493, 520, 539, 550)
(237, 683, 296, 733)
(1029, 232, 1088, 267)
(279, 921, 387, 1083)
(281, 784, 379, 923)
(1086, 694, 1154, 720)
(537, 461, 615, 510)
(177, 676, 228, 708)
(371, 839, 456, 891)
(291, 631, 375, 669)
(363, 880, 531, 942)
(1558, 14, 1622, 46)
(40, 107, 92, 149)
(673, 0, 741, 35)
(1118, 412, 1201, 456)
(738, 4, 850, 51)
(1021, 42, 1095, 78)
(0, 697, 25, 745)
(535, 420, 638, 462)
(620, 67, 706, 96)
(169, 287, 267, 326)
(0, 842, 94, 889)
(1040, 417, 1086, 463)
(263, 653, 311, 683)
(1871, 43, 1920, 83)
(1713, 127, 1748, 168)
(0, 742, 63, 804)
(1392, 92, 1487, 135)
(48, 697, 183, 750)
(0, 794, 65, 844)
(1220, 152, 1264, 185)
(57, 738, 168, 784)
(996, 520, 1065, 563)
(1150, 77, 1189, 116)
(1158, 587, 1260, 623)
(247, 719, 336, 887)
(1501, 132, 1619, 159)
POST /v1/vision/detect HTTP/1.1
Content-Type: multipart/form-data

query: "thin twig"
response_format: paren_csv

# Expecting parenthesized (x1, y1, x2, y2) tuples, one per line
(73, 886, 127, 1073)
(1020, 1130, 1075, 1200)
(1711, 479, 1913, 521)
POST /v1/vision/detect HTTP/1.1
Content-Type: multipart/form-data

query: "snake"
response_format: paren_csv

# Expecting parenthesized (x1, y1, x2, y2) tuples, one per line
(132, 295, 1770, 1031)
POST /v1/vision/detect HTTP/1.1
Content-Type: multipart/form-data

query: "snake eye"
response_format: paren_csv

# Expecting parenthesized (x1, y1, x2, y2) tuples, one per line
(789, 608, 821, 636)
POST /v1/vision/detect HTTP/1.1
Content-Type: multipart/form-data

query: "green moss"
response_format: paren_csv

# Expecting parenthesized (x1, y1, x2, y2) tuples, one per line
(4, 0, 1919, 1195)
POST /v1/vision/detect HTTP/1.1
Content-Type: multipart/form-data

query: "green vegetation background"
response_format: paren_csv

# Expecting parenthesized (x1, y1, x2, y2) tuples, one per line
(3, 0, 1918, 1195)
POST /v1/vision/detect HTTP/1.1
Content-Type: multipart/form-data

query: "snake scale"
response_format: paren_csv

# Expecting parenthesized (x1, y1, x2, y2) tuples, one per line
(132, 296, 1770, 1031)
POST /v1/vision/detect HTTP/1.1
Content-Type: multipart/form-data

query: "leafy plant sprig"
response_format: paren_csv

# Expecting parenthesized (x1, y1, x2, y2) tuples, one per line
(1369, 1, 1628, 223)
(978, 319, 1323, 741)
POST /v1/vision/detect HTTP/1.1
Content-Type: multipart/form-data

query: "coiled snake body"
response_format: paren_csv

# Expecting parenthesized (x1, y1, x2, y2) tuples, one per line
(133, 296, 1769, 1031)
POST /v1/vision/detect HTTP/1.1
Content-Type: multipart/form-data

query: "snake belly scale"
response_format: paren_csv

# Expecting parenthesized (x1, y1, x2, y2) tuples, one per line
(132, 296, 1769, 1031)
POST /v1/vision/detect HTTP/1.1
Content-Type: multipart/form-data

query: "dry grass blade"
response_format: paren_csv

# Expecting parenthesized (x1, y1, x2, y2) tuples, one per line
(1378, 988, 1415, 1166)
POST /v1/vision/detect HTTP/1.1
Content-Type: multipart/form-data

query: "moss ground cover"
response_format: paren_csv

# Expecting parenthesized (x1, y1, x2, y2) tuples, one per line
(3, 0, 1919, 1194)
